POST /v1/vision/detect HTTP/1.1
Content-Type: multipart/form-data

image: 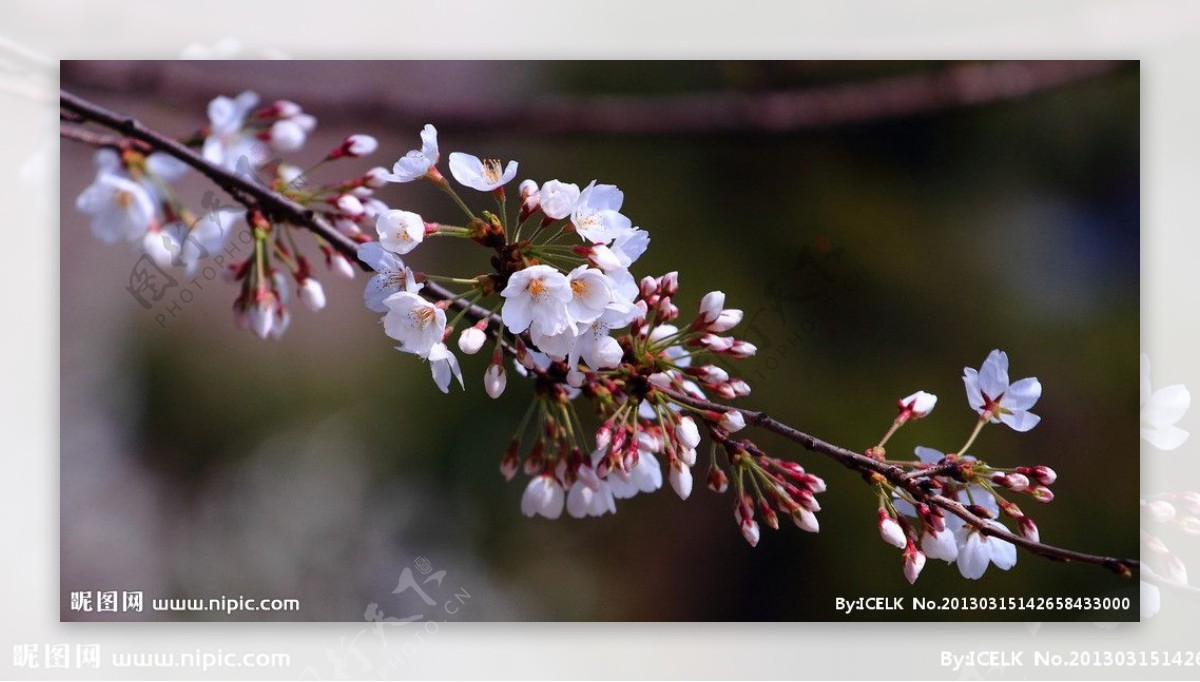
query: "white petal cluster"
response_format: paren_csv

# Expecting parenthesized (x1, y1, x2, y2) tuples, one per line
(384, 124, 440, 183)
(891, 446, 1018, 580)
(1141, 353, 1190, 450)
(202, 92, 316, 170)
(963, 349, 1042, 432)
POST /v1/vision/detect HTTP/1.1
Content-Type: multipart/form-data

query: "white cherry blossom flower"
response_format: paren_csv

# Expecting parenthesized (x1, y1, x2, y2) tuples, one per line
(382, 291, 446, 357)
(566, 462, 616, 518)
(963, 349, 1042, 432)
(386, 124, 440, 182)
(76, 172, 157, 243)
(202, 90, 263, 170)
(610, 227, 650, 269)
(567, 301, 639, 371)
(500, 265, 573, 337)
(608, 449, 663, 499)
(376, 209, 426, 255)
(1141, 353, 1190, 450)
(358, 242, 422, 313)
(448, 152, 518, 191)
(954, 521, 1017, 579)
(539, 180, 580, 220)
(427, 342, 464, 393)
(565, 265, 613, 325)
(521, 474, 565, 519)
(921, 527, 959, 562)
(572, 181, 631, 243)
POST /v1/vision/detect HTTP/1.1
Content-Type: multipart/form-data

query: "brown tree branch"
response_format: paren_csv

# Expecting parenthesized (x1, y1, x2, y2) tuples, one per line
(663, 389, 1138, 577)
(60, 87, 1138, 578)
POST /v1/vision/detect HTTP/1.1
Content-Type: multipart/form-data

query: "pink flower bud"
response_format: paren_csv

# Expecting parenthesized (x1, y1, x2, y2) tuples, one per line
(299, 278, 326, 312)
(500, 440, 519, 481)
(728, 340, 757, 359)
(1019, 517, 1039, 543)
(458, 326, 486, 355)
(660, 271, 679, 296)
(675, 416, 701, 450)
(707, 308, 744, 332)
(363, 167, 390, 189)
(331, 253, 356, 279)
(268, 119, 306, 152)
(791, 507, 819, 533)
(903, 545, 926, 584)
(707, 466, 729, 493)
(719, 410, 746, 433)
(342, 134, 378, 157)
(336, 194, 364, 217)
(1182, 491, 1200, 516)
(699, 291, 725, 324)
(1144, 499, 1176, 523)
(878, 509, 907, 549)
(639, 275, 659, 298)
(897, 390, 937, 422)
(1029, 486, 1055, 503)
(1165, 554, 1189, 585)
(669, 459, 693, 500)
(484, 364, 507, 399)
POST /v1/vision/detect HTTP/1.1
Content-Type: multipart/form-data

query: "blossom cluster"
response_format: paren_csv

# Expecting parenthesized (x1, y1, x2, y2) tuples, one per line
(872, 350, 1057, 583)
(75, 90, 390, 340)
(359, 124, 651, 396)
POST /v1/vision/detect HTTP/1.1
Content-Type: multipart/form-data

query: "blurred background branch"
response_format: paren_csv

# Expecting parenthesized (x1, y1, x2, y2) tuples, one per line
(63, 60, 1124, 135)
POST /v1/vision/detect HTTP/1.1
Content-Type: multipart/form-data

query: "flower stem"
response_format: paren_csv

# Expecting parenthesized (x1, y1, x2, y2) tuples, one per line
(438, 182, 477, 221)
(957, 416, 988, 455)
(876, 419, 903, 449)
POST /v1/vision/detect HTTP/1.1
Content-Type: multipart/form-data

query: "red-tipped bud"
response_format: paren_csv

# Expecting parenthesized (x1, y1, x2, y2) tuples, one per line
(707, 466, 729, 493)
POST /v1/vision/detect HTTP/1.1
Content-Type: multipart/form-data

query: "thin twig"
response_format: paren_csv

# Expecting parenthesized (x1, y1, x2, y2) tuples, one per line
(60, 88, 1138, 578)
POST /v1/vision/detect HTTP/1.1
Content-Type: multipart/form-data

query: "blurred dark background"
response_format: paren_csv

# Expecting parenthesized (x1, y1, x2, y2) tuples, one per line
(60, 61, 1139, 621)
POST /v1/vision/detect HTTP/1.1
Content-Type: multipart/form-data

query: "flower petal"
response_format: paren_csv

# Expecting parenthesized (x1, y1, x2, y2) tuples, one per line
(978, 349, 1010, 399)
(955, 530, 990, 580)
(962, 368, 985, 412)
(999, 409, 1041, 432)
(1142, 424, 1189, 451)
(1142, 385, 1191, 428)
(1002, 377, 1042, 411)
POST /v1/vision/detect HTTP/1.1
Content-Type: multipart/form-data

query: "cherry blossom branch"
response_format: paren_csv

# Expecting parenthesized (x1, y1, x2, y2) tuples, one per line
(662, 388, 1138, 577)
(64, 60, 1125, 136)
(61, 88, 1137, 579)
(61, 89, 497, 324)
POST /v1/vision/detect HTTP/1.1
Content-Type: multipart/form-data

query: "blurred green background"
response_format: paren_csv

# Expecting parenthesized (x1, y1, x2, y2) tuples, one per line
(60, 61, 1139, 621)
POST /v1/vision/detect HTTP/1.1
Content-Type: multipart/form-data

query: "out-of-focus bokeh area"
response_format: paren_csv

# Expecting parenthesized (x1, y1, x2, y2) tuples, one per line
(60, 61, 1138, 621)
